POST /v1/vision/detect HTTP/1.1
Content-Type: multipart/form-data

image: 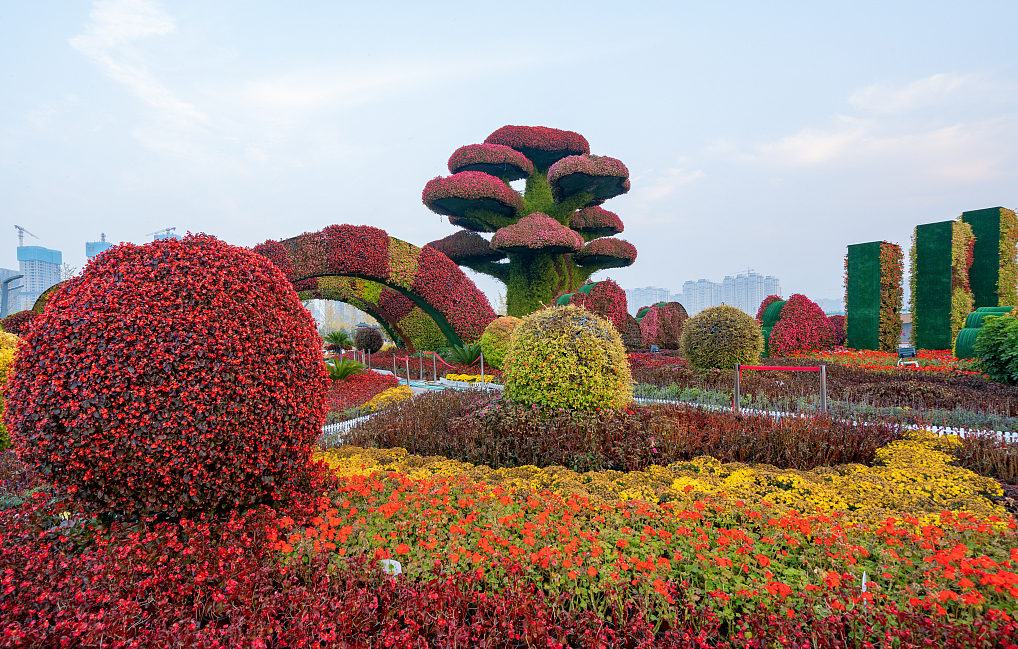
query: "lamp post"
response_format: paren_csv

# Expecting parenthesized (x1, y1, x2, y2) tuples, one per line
(1, 275, 24, 319)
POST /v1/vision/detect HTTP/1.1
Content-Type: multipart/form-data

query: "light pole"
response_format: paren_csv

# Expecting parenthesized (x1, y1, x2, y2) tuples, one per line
(1, 275, 24, 319)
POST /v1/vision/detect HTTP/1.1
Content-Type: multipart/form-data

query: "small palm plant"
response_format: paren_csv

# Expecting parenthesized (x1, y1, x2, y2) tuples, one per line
(324, 330, 353, 352)
(326, 357, 366, 382)
(446, 343, 482, 366)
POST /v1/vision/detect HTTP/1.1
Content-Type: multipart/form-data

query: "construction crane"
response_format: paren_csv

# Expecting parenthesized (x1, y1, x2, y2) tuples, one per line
(145, 227, 177, 239)
(14, 225, 39, 248)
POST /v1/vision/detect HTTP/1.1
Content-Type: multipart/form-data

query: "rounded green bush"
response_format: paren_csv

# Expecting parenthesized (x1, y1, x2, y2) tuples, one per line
(479, 316, 520, 369)
(680, 305, 763, 370)
(503, 305, 632, 411)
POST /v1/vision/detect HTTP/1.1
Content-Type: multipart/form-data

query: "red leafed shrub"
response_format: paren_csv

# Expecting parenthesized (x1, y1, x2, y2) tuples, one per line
(354, 326, 384, 353)
(768, 293, 837, 356)
(568, 279, 629, 334)
(3, 234, 329, 517)
(755, 294, 784, 323)
(411, 246, 498, 343)
(323, 224, 391, 279)
(829, 314, 847, 346)
(327, 371, 399, 412)
(422, 171, 525, 217)
(484, 125, 589, 169)
(491, 213, 584, 253)
(1, 310, 37, 336)
(447, 143, 535, 180)
(575, 237, 638, 266)
(251, 238, 318, 292)
(639, 302, 688, 350)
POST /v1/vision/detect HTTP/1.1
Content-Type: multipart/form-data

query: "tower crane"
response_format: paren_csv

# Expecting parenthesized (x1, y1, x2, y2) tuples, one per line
(145, 227, 177, 239)
(14, 225, 39, 248)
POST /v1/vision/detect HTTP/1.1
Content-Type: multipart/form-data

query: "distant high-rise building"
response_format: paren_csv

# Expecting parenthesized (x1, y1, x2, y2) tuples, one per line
(624, 286, 675, 314)
(680, 271, 781, 315)
(86, 233, 114, 259)
(17, 245, 61, 311)
(1, 268, 23, 316)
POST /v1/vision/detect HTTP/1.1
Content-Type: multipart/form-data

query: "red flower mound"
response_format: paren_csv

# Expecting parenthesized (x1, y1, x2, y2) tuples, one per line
(575, 237, 637, 267)
(829, 314, 847, 346)
(639, 302, 688, 350)
(568, 279, 629, 334)
(548, 154, 631, 204)
(570, 206, 625, 236)
(327, 371, 399, 411)
(447, 143, 535, 181)
(768, 293, 837, 357)
(490, 213, 585, 254)
(1, 310, 37, 336)
(484, 125, 590, 170)
(422, 171, 525, 218)
(756, 294, 784, 323)
(3, 234, 329, 517)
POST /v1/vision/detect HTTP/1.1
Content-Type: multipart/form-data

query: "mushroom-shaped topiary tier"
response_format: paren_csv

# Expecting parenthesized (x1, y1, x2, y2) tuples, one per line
(424, 125, 638, 316)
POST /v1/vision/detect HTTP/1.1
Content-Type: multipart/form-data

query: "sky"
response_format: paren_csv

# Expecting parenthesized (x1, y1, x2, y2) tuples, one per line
(2, 0, 1017, 310)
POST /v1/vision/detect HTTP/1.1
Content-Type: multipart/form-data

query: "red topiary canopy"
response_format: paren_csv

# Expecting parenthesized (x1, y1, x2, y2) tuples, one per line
(4, 234, 329, 517)
(768, 293, 837, 356)
(491, 213, 585, 255)
(484, 125, 590, 170)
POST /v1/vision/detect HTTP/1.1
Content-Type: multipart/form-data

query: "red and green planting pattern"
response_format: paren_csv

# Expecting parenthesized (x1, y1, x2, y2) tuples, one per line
(254, 225, 497, 352)
(326, 372, 399, 414)
(425, 125, 638, 317)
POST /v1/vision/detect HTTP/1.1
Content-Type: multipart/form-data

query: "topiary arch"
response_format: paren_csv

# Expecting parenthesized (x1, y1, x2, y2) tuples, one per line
(253, 225, 497, 352)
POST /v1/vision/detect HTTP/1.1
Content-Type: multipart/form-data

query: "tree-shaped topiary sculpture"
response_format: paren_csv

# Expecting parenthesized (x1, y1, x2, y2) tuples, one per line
(425, 126, 637, 317)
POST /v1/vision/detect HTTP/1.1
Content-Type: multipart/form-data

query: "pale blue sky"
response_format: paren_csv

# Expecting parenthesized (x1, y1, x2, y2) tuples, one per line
(2, 1, 1016, 307)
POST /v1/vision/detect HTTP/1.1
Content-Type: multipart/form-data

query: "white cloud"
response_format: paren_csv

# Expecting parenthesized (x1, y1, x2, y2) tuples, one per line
(849, 73, 971, 114)
(632, 166, 704, 202)
(70, 0, 206, 122)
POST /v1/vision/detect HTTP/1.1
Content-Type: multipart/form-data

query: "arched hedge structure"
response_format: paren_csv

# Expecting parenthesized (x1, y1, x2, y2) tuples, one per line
(253, 225, 496, 352)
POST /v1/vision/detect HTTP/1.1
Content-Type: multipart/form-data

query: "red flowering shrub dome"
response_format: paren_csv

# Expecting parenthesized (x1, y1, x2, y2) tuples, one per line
(768, 293, 837, 356)
(639, 302, 688, 350)
(756, 295, 784, 323)
(829, 314, 847, 346)
(567, 279, 629, 334)
(3, 234, 329, 517)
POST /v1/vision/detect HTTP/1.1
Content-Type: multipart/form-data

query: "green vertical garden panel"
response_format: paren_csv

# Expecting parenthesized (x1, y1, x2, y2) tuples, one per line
(961, 207, 1003, 308)
(914, 221, 953, 350)
(846, 242, 881, 350)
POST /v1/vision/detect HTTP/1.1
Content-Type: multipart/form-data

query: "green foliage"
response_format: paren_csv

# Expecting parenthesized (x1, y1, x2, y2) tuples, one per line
(323, 331, 352, 350)
(503, 305, 632, 411)
(326, 357, 367, 382)
(479, 317, 520, 369)
(680, 305, 763, 370)
(447, 343, 482, 366)
(975, 314, 1018, 384)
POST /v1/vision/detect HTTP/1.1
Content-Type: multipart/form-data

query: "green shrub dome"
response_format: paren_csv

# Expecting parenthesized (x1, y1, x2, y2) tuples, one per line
(680, 305, 763, 370)
(503, 305, 631, 411)
(479, 316, 520, 369)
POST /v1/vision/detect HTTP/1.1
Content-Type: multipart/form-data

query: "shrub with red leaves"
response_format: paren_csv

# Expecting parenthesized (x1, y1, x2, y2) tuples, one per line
(422, 171, 525, 218)
(575, 237, 638, 268)
(829, 314, 847, 346)
(568, 279, 629, 334)
(768, 293, 837, 357)
(0, 310, 37, 336)
(447, 143, 535, 180)
(3, 234, 329, 517)
(354, 326, 384, 353)
(327, 371, 399, 412)
(570, 206, 625, 238)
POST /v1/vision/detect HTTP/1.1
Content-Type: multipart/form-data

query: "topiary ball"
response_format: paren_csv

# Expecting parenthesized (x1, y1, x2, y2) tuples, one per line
(503, 305, 631, 411)
(354, 326, 384, 353)
(3, 234, 329, 517)
(479, 316, 520, 369)
(768, 293, 836, 356)
(680, 305, 763, 370)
